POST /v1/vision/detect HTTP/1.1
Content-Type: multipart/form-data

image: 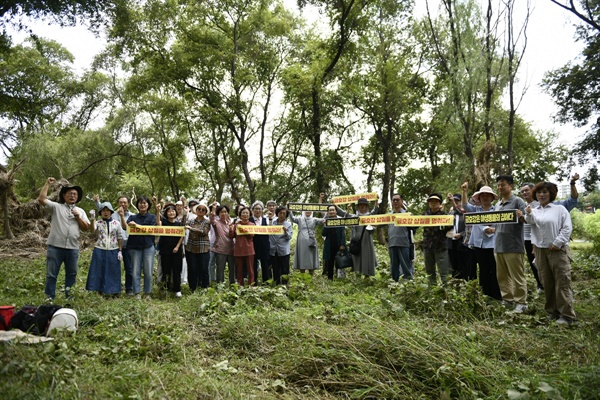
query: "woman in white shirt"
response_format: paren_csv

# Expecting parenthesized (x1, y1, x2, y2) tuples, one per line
(525, 182, 575, 325)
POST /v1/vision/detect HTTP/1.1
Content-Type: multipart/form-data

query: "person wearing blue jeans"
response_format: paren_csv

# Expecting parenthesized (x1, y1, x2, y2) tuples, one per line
(121, 195, 156, 296)
(38, 177, 90, 301)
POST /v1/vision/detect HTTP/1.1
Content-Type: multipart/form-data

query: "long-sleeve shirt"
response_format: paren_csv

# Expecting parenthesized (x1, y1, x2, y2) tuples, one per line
(210, 215, 234, 255)
(464, 203, 496, 249)
(269, 219, 293, 257)
(126, 213, 156, 249)
(524, 203, 572, 249)
(229, 221, 255, 257)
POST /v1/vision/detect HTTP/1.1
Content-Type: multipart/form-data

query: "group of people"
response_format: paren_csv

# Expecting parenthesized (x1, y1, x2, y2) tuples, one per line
(427, 174, 579, 325)
(38, 173, 579, 325)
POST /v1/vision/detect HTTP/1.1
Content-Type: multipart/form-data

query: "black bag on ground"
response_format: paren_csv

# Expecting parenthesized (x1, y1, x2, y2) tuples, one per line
(9, 304, 62, 335)
(9, 305, 38, 333)
(335, 250, 354, 269)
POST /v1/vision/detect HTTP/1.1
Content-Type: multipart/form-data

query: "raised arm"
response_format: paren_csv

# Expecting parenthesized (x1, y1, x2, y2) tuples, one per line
(38, 177, 55, 207)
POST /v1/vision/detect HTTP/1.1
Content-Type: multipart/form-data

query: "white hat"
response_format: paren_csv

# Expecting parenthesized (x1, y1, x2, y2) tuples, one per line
(472, 186, 498, 202)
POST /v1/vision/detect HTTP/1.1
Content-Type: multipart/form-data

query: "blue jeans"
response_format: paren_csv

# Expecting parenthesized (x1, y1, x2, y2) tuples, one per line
(45, 245, 79, 299)
(389, 246, 412, 281)
(129, 246, 155, 294)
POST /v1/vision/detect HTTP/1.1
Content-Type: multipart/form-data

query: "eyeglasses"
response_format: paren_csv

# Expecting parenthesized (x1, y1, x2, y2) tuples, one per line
(392, 199, 401, 202)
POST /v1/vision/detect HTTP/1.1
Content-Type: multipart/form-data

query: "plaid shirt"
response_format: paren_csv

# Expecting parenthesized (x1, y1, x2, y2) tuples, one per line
(185, 217, 210, 254)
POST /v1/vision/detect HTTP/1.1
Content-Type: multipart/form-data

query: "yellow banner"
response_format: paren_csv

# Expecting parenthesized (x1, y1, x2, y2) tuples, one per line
(332, 192, 378, 205)
(464, 210, 518, 225)
(394, 215, 453, 227)
(359, 214, 407, 226)
(288, 202, 333, 212)
(236, 225, 284, 235)
(324, 217, 360, 227)
(127, 225, 185, 236)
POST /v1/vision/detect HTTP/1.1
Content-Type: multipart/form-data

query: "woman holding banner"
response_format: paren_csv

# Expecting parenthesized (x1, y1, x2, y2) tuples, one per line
(121, 195, 157, 298)
(185, 203, 211, 292)
(210, 203, 236, 284)
(460, 183, 502, 300)
(341, 197, 378, 277)
(289, 207, 324, 275)
(229, 206, 256, 286)
(156, 202, 185, 297)
(270, 206, 293, 285)
(322, 204, 347, 280)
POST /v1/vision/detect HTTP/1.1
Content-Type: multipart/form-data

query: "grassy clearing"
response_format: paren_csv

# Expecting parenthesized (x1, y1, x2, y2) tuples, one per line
(1, 246, 599, 399)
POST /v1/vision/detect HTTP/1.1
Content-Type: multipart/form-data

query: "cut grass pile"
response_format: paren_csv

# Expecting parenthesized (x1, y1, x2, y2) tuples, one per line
(1, 246, 599, 399)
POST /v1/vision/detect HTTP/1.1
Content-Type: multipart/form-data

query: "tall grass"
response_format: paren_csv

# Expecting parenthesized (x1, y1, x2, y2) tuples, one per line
(1, 246, 599, 399)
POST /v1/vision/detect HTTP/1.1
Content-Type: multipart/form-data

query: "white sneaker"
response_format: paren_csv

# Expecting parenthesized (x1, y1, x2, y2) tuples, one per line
(512, 304, 528, 313)
(175, 292, 182, 298)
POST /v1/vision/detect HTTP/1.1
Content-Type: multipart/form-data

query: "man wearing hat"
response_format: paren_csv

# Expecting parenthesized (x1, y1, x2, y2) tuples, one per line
(38, 177, 90, 302)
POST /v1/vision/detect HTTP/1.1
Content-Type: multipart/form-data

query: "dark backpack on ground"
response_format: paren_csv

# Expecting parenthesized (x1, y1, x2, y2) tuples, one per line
(9, 305, 38, 333)
(10, 304, 62, 335)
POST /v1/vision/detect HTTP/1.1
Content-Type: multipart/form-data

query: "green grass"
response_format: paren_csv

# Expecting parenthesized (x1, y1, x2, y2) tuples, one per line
(1, 246, 599, 399)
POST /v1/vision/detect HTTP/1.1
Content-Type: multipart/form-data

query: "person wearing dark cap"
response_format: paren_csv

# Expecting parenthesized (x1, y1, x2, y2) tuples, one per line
(38, 177, 90, 302)
(422, 193, 452, 285)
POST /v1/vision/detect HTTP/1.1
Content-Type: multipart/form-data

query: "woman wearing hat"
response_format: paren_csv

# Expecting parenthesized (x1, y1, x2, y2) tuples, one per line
(86, 202, 123, 295)
(341, 197, 378, 277)
(185, 203, 211, 291)
(156, 202, 185, 297)
(460, 182, 501, 300)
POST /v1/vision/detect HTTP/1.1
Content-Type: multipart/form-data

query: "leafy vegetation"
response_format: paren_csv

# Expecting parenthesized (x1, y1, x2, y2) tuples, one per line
(1, 245, 599, 399)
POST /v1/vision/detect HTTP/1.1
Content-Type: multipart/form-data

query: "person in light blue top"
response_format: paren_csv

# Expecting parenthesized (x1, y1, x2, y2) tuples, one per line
(388, 194, 412, 281)
(460, 182, 501, 300)
(270, 206, 293, 285)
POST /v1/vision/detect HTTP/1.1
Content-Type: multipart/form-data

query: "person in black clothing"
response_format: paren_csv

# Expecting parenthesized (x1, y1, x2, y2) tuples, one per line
(156, 202, 184, 297)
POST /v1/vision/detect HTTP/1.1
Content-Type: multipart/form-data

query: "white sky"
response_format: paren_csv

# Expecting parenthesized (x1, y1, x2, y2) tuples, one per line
(7, 0, 588, 181)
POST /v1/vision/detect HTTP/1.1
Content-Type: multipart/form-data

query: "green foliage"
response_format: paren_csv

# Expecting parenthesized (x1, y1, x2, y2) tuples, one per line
(583, 210, 600, 251)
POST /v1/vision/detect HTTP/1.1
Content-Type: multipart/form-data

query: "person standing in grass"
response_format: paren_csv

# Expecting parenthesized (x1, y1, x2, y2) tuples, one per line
(270, 206, 293, 285)
(525, 182, 576, 325)
(289, 194, 325, 276)
(156, 202, 184, 297)
(185, 203, 211, 291)
(494, 175, 528, 313)
(460, 183, 501, 300)
(121, 195, 156, 297)
(422, 193, 452, 285)
(86, 202, 123, 296)
(229, 206, 256, 286)
(322, 203, 347, 280)
(339, 197, 379, 277)
(210, 203, 236, 284)
(388, 194, 412, 281)
(38, 177, 90, 302)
